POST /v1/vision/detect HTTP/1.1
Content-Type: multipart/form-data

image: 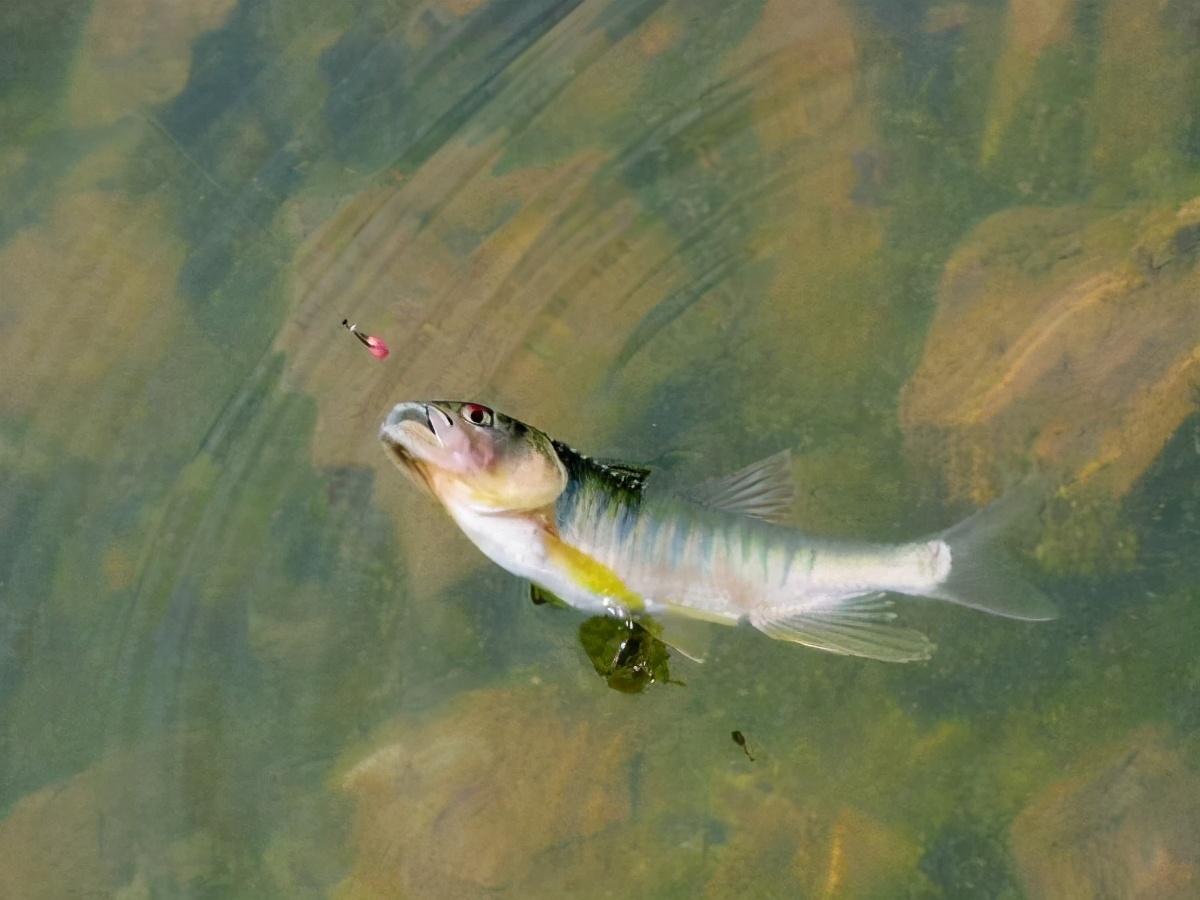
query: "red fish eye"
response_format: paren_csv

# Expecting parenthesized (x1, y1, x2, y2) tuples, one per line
(462, 404, 492, 426)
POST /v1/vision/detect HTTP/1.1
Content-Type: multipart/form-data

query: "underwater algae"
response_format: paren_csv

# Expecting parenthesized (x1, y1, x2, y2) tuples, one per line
(902, 199, 1200, 509)
(336, 684, 637, 897)
(1011, 730, 1200, 898)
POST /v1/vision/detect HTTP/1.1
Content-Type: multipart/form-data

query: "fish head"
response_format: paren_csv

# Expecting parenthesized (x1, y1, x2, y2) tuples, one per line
(379, 401, 567, 513)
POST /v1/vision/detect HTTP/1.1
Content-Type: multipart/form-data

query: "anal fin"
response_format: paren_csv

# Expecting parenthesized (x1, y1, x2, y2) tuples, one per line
(749, 593, 933, 663)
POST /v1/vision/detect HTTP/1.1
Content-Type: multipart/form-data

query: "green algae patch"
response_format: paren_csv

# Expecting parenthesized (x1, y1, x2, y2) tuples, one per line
(1034, 488, 1138, 578)
(0, 0, 91, 148)
(920, 811, 1022, 899)
(978, 0, 1078, 168)
(1087, 0, 1200, 203)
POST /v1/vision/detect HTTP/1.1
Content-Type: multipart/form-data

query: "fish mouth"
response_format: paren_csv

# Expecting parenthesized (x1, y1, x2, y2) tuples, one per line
(380, 402, 442, 452)
(379, 402, 446, 495)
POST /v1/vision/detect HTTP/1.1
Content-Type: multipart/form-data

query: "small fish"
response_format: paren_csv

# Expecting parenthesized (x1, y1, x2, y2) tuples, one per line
(342, 319, 390, 359)
(379, 401, 1056, 663)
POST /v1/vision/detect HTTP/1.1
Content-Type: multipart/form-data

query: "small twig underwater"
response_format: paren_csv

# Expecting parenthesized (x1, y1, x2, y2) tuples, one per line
(342, 318, 390, 359)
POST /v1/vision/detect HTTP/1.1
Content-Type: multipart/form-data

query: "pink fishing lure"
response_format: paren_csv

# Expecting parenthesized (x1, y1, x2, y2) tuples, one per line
(342, 319, 390, 360)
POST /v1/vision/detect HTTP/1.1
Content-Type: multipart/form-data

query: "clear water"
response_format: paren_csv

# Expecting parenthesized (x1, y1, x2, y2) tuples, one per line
(2, 0, 1200, 896)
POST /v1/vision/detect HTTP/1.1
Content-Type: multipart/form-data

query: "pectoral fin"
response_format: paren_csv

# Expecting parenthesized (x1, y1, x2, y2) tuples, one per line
(690, 450, 795, 523)
(530, 584, 568, 608)
(749, 593, 933, 663)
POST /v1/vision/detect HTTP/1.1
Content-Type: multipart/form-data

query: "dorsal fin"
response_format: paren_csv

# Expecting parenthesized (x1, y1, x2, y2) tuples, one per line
(552, 440, 652, 494)
(591, 458, 652, 491)
(690, 450, 795, 523)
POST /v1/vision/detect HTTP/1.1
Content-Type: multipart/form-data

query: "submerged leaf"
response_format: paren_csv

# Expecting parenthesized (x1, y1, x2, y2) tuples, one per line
(577, 616, 673, 693)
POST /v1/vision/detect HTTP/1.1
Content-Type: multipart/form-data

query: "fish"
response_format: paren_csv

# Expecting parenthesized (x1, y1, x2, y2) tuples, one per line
(379, 400, 1057, 663)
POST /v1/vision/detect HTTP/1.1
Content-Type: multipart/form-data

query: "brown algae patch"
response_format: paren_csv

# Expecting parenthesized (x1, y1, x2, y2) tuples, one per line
(1011, 730, 1200, 899)
(336, 685, 638, 897)
(902, 199, 1200, 509)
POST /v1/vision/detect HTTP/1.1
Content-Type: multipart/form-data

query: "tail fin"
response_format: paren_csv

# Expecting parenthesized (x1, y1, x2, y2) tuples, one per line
(926, 480, 1058, 621)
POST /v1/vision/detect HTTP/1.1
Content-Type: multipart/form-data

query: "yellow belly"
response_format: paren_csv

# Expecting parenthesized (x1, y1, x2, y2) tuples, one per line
(544, 535, 645, 612)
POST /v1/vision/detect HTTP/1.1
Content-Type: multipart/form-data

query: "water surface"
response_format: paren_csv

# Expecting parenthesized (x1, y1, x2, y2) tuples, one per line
(2, 0, 1199, 896)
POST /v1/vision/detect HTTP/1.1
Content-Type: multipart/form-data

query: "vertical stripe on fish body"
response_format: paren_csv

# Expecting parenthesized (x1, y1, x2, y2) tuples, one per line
(552, 443, 950, 621)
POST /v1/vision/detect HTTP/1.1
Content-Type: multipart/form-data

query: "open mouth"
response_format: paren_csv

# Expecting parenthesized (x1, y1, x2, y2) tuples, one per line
(378, 403, 443, 495)
(381, 402, 440, 447)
